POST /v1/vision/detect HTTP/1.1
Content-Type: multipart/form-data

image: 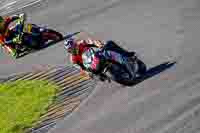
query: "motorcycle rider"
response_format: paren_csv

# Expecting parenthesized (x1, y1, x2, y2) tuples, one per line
(64, 37, 103, 77)
(64, 33, 135, 80)
(0, 13, 25, 58)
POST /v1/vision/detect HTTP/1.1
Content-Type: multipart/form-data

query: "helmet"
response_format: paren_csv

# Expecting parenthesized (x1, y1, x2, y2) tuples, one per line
(0, 16, 5, 33)
(64, 38, 74, 52)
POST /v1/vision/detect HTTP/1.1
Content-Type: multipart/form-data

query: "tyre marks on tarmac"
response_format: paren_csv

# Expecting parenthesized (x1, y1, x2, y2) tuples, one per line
(0, 66, 96, 133)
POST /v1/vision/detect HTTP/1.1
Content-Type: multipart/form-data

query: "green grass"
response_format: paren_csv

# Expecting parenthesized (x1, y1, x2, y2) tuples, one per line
(0, 80, 58, 133)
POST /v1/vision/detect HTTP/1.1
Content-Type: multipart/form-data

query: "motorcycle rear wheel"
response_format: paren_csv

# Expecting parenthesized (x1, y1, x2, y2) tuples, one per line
(107, 62, 135, 85)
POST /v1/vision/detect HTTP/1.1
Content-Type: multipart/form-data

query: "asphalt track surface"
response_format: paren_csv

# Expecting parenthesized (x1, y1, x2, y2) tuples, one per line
(1, 0, 200, 133)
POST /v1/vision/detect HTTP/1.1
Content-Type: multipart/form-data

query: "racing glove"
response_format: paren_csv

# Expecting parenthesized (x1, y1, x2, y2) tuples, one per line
(86, 38, 104, 48)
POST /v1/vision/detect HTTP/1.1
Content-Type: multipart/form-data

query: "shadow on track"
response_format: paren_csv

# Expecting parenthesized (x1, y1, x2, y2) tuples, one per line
(110, 61, 177, 86)
(17, 31, 81, 58)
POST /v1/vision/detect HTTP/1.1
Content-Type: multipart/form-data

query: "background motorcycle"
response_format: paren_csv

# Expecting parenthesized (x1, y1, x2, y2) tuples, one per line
(3, 14, 63, 57)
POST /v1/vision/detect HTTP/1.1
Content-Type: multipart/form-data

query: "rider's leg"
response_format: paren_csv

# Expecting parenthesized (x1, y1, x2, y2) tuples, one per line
(23, 24, 40, 37)
(12, 23, 23, 35)
(104, 40, 135, 57)
(101, 49, 125, 65)
(24, 34, 40, 49)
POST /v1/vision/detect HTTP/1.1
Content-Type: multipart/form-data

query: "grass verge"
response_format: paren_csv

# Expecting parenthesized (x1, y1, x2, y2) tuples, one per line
(0, 80, 58, 133)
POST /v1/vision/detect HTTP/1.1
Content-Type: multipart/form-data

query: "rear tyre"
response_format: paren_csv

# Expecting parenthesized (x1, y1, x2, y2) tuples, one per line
(108, 63, 135, 85)
(128, 57, 147, 76)
(136, 59, 147, 75)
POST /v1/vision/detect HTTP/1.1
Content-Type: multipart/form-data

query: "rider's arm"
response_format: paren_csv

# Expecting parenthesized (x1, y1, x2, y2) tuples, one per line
(9, 15, 20, 21)
(4, 34, 20, 44)
(71, 54, 82, 69)
(85, 44, 97, 48)
(85, 38, 103, 48)
(4, 34, 12, 44)
(70, 54, 90, 76)
(4, 38, 12, 44)
(71, 56, 87, 70)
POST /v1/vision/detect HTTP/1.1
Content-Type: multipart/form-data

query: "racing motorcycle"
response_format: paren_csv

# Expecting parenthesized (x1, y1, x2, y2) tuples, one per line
(88, 43, 146, 85)
(67, 36, 147, 85)
(2, 14, 63, 57)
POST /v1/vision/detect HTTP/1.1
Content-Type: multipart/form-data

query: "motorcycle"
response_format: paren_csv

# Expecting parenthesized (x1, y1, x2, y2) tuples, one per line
(102, 53, 147, 85)
(65, 35, 147, 85)
(88, 44, 146, 85)
(2, 14, 63, 57)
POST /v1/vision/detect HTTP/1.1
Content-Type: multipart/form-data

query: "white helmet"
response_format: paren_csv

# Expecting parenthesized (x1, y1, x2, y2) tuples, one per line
(64, 38, 74, 52)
